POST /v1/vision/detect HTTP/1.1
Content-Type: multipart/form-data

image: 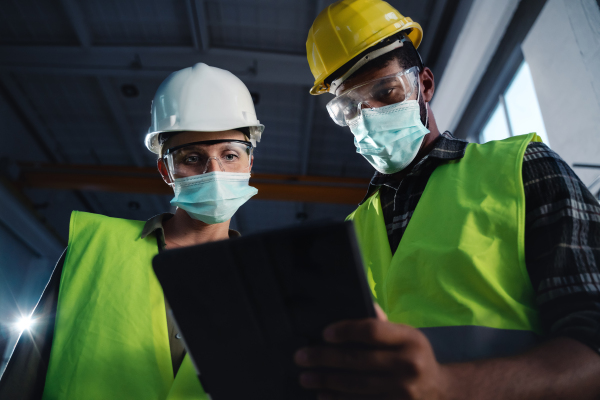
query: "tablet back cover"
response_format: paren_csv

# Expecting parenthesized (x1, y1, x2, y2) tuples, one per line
(153, 220, 374, 399)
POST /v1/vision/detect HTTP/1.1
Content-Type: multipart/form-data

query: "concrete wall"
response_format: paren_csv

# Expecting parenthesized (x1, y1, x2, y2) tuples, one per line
(431, 0, 520, 133)
(522, 0, 600, 187)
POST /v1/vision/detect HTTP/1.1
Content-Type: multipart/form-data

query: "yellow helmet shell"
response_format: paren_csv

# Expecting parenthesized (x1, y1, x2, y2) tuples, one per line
(306, 0, 423, 95)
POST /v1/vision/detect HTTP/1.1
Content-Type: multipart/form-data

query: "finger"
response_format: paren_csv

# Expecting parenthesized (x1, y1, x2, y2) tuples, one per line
(323, 319, 417, 346)
(300, 371, 392, 395)
(374, 303, 388, 321)
(295, 346, 414, 372)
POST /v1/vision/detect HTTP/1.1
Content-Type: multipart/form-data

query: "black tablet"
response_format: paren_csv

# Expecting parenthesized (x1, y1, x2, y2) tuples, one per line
(152, 220, 375, 399)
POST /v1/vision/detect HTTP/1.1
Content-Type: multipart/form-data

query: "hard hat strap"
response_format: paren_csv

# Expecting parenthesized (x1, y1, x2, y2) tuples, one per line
(330, 37, 409, 94)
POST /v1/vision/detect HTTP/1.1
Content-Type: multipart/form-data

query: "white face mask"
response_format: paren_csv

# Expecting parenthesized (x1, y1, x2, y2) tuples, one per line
(349, 97, 429, 175)
(170, 171, 258, 224)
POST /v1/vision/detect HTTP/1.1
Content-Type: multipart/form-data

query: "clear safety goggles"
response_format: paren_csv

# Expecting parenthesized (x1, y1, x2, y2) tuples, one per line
(163, 139, 253, 180)
(326, 66, 421, 126)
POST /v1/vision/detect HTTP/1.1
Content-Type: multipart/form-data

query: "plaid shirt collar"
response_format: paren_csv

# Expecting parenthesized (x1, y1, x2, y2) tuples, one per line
(360, 132, 468, 204)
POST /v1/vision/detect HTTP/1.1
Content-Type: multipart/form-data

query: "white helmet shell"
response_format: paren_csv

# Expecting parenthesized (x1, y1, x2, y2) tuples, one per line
(145, 63, 264, 154)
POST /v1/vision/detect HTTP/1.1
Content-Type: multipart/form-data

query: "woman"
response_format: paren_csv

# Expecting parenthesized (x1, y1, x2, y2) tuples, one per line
(0, 63, 263, 400)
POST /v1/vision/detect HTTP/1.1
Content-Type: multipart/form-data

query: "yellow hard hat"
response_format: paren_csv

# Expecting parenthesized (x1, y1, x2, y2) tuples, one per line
(306, 0, 423, 95)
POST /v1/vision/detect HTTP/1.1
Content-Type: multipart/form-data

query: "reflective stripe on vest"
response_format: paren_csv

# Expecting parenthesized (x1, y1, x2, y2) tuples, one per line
(347, 133, 543, 363)
(43, 211, 208, 400)
(421, 326, 540, 363)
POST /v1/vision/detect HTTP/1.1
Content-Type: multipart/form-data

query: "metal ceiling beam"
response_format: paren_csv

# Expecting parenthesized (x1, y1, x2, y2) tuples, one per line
(0, 179, 64, 260)
(0, 73, 67, 163)
(0, 73, 103, 214)
(59, 0, 92, 48)
(96, 77, 145, 167)
(425, 0, 474, 81)
(185, 0, 201, 50)
(417, 0, 449, 64)
(298, 0, 323, 177)
(193, 0, 210, 52)
(17, 163, 370, 205)
(96, 77, 166, 214)
(0, 46, 312, 85)
(573, 164, 600, 169)
(299, 95, 316, 175)
(315, 0, 326, 14)
(185, 0, 210, 52)
(0, 77, 121, 217)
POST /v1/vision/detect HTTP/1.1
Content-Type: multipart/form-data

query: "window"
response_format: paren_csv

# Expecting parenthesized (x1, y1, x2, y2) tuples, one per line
(480, 103, 511, 143)
(479, 61, 550, 146)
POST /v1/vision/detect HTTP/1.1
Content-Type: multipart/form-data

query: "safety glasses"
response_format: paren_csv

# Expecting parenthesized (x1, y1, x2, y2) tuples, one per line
(326, 66, 420, 126)
(163, 139, 253, 180)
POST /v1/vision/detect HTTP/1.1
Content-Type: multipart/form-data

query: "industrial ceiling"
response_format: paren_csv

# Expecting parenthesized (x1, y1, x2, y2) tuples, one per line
(0, 0, 469, 240)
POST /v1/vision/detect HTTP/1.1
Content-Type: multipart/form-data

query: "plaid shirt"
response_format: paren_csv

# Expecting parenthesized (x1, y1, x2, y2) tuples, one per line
(363, 132, 600, 353)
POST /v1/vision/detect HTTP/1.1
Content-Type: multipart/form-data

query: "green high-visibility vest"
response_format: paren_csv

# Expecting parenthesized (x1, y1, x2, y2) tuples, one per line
(43, 211, 208, 400)
(347, 133, 543, 363)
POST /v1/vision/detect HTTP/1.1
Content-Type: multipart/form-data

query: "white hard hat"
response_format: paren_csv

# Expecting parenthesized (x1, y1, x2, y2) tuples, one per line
(145, 63, 264, 154)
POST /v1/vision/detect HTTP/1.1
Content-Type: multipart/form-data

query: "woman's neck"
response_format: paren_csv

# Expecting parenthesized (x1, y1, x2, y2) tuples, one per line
(163, 208, 231, 249)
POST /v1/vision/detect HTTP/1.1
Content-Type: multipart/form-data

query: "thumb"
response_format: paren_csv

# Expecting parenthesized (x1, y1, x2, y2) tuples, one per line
(374, 302, 388, 321)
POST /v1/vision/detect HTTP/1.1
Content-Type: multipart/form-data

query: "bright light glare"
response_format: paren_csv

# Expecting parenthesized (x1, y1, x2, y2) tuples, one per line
(480, 103, 511, 143)
(479, 61, 550, 146)
(504, 62, 550, 146)
(16, 316, 33, 331)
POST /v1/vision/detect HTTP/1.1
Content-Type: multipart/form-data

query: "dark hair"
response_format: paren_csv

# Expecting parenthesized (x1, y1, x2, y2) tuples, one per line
(325, 31, 424, 87)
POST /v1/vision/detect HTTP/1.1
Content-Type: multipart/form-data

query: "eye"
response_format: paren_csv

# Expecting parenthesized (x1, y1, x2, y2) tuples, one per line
(184, 155, 200, 164)
(223, 153, 239, 162)
(374, 87, 395, 99)
(372, 84, 405, 104)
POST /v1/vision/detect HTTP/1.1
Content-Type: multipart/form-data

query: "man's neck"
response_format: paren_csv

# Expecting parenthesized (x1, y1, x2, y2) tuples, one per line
(163, 208, 231, 249)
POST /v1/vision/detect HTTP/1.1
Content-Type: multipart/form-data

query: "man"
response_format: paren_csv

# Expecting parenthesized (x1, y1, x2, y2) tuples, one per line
(0, 63, 262, 399)
(294, 0, 600, 398)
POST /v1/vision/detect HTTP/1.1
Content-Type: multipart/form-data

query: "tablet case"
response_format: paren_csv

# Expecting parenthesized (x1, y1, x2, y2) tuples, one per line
(153, 220, 375, 399)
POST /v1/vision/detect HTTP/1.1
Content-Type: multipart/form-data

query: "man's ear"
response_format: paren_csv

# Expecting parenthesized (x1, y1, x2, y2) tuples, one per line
(249, 155, 254, 173)
(157, 158, 173, 185)
(419, 67, 435, 103)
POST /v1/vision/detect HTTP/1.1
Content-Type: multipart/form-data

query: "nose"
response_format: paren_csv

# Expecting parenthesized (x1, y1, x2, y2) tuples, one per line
(203, 157, 223, 174)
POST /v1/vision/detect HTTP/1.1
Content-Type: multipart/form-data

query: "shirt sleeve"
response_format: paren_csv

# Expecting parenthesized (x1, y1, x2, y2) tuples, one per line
(522, 142, 600, 353)
(0, 248, 66, 400)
